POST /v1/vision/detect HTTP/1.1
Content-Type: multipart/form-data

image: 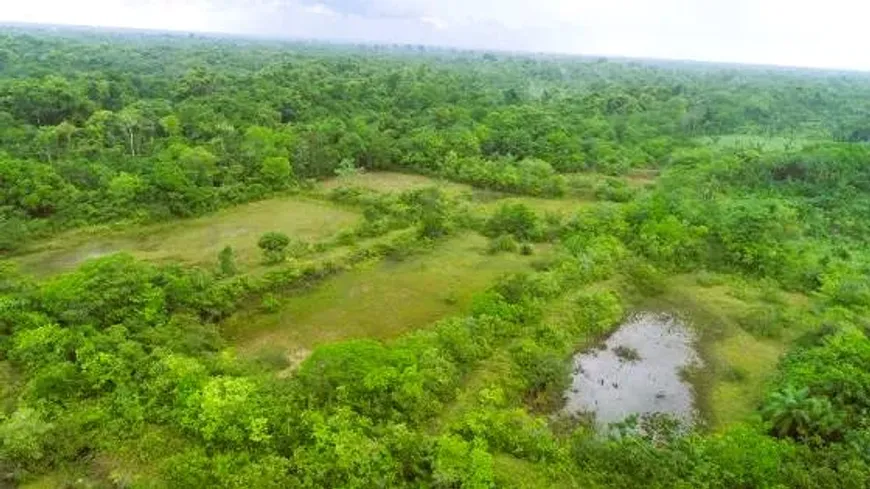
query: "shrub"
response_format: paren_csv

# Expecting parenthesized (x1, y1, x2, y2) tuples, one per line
(0, 408, 54, 471)
(412, 187, 454, 239)
(253, 346, 291, 370)
(487, 235, 519, 254)
(485, 203, 540, 241)
(594, 177, 635, 202)
(738, 304, 800, 339)
(573, 290, 624, 335)
(258, 232, 291, 265)
(458, 407, 560, 461)
(217, 246, 238, 277)
(509, 339, 570, 410)
(375, 228, 427, 261)
(613, 345, 641, 362)
(624, 259, 667, 296)
(432, 435, 495, 489)
(261, 293, 280, 313)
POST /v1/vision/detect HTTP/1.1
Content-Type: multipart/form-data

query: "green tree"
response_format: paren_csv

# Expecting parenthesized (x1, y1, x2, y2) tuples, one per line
(107, 172, 145, 208)
(186, 376, 272, 448)
(762, 386, 845, 441)
(261, 156, 293, 189)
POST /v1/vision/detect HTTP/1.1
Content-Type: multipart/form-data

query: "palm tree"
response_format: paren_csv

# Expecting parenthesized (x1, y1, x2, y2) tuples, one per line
(762, 386, 844, 441)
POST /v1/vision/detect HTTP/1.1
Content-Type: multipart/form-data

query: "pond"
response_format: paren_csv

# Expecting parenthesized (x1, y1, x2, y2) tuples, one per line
(564, 313, 701, 428)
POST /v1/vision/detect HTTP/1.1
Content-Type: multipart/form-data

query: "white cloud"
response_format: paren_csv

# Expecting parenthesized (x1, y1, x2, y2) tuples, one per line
(1, 0, 869, 70)
(419, 16, 447, 31)
(303, 3, 337, 16)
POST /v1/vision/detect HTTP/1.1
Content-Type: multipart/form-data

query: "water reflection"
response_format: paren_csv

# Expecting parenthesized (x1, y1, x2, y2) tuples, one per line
(565, 313, 701, 427)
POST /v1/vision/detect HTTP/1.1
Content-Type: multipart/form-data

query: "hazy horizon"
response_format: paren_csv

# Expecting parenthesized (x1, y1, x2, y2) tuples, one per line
(2, 0, 868, 71)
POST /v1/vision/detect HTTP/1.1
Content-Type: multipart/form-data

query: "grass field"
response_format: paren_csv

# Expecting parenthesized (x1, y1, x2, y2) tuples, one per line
(319, 171, 472, 194)
(645, 274, 814, 429)
(698, 134, 821, 152)
(476, 195, 594, 216)
(224, 233, 549, 361)
(13, 196, 359, 276)
(321, 171, 599, 216)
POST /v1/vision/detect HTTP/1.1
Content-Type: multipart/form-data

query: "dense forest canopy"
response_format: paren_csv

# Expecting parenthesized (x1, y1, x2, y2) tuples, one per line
(3, 25, 870, 249)
(1, 25, 869, 488)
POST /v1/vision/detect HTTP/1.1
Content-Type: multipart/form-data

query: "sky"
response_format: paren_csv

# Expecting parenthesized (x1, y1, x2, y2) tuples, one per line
(1, 0, 868, 71)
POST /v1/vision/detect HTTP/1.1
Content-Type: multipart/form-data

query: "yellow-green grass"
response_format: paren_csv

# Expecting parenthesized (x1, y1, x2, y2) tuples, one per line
(321, 171, 597, 214)
(21, 474, 69, 489)
(563, 170, 659, 195)
(624, 168, 660, 188)
(476, 196, 594, 217)
(710, 331, 786, 426)
(644, 273, 814, 429)
(493, 454, 573, 489)
(319, 171, 472, 194)
(12, 197, 359, 277)
(224, 233, 549, 358)
(698, 134, 821, 151)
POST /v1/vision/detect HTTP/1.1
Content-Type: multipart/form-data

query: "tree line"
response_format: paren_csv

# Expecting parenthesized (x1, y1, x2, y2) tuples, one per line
(4, 27, 870, 250)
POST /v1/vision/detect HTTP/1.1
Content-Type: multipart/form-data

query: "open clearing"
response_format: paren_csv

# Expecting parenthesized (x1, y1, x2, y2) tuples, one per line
(224, 233, 549, 358)
(698, 134, 821, 151)
(637, 274, 814, 429)
(12, 196, 359, 276)
(319, 171, 472, 194)
(476, 195, 594, 216)
(321, 171, 597, 216)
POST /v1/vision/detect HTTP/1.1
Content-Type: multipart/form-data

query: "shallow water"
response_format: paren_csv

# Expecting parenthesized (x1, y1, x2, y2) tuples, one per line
(565, 313, 701, 427)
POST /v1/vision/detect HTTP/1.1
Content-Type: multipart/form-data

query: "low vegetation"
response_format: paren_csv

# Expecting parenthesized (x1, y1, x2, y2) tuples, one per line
(613, 345, 641, 362)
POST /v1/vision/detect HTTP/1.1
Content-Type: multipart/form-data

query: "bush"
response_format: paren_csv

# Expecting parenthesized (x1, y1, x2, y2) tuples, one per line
(375, 229, 427, 261)
(624, 259, 667, 296)
(261, 293, 280, 313)
(574, 290, 624, 335)
(413, 187, 454, 239)
(485, 203, 540, 241)
(443, 156, 566, 197)
(458, 407, 560, 461)
(509, 339, 570, 410)
(594, 177, 635, 202)
(258, 232, 291, 265)
(0, 408, 54, 472)
(487, 235, 519, 254)
(432, 435, 495, 489)
(0, 217, 28, 253)
(738, 303, 808, 339)
(613, 345, 641, 362)
(217, 246, 238, 277)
